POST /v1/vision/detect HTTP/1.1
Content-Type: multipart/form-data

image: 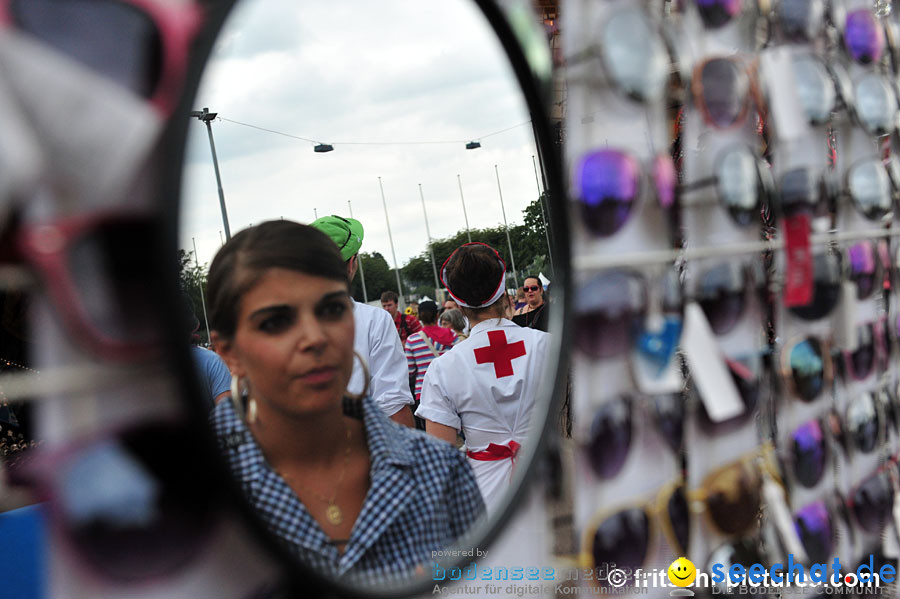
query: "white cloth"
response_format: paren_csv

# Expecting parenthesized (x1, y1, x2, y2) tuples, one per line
(416, 318, 549, 510)
(349, 300, 414, 417)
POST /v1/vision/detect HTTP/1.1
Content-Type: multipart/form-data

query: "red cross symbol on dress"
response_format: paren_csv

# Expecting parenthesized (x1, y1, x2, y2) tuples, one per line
(474, 330, 527, 378)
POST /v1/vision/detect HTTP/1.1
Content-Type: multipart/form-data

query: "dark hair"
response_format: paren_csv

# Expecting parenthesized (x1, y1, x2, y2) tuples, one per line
(443, 243, 505, 318)
(523, 275, 542, 287)
(207, 220, 348, 339)
(381, 290, 398, 303)
(418, 300, 438, 325)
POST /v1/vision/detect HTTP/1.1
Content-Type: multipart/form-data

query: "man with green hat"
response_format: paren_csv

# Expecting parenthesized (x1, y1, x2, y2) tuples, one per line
(311, 215, 416, 427)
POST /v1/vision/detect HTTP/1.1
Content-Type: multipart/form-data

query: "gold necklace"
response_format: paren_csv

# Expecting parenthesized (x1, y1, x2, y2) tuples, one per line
(279, 424, 353, 526)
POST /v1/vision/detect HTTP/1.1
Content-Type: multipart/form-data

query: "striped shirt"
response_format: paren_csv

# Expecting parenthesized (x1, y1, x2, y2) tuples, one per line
(405, 331, 457, 401)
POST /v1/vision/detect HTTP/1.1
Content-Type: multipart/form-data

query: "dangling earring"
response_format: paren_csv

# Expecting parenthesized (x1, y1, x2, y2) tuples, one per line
(342, 351, 370, 419)
(231, 374, 257, 425)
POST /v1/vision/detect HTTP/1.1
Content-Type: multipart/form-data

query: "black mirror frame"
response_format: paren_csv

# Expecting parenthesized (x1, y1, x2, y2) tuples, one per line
(157, 1, 570, 597)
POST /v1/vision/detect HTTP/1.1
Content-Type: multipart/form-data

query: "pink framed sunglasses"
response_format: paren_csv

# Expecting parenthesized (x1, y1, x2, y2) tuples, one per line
(1, 211, 166, 361)
(0, 0, 203, 115)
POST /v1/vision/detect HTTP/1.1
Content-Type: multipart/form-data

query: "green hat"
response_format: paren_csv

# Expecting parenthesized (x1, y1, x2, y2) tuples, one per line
(311, 215, 364, 261)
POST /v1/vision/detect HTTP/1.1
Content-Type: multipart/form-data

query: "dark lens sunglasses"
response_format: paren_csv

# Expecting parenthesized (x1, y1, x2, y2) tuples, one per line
(691, 54, 765, 130)
(774, 0, 828, 42)
(843, 7, 885, 65)
(581, 480, 689, 585)
(585, 393, 684, 480)
(523, 285, 541, 292)
(0, 0, 202, 115)
(0, 212, 165, 361)
(788, 418, 828, 489)
(574, 268, 681, 360)
(696, 349, 770, 430)
(678, 145, 774, 228)
(836, 319, 890, 383)
(786, 247, 843, 322)
(779, 335, 833, 402)
(793, 499, 835, 564)
(689, 444, 781, 537)
(846, 460, 897, 534)
(574, 149, 676, 238)
(8, 420, 221, 583)
(686, 260, 760, 336)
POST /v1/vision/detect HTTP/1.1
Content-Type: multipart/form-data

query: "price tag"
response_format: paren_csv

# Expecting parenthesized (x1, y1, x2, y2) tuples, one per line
(783, 214, 813, 307)
(682, 303, 743, 422)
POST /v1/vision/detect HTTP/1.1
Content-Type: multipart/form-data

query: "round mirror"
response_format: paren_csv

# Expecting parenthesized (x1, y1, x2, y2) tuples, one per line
(173, 0, 567, 595)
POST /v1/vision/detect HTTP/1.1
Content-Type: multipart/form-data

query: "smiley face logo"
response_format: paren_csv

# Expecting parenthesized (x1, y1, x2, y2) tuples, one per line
(667, 557, 696, 587)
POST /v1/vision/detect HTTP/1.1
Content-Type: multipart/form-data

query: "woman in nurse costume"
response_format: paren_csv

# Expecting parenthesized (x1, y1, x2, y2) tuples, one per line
(416, 242, 550, 511)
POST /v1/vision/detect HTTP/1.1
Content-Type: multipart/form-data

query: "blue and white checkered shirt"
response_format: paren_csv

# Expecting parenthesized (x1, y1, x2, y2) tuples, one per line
(210, 396, 485, 585)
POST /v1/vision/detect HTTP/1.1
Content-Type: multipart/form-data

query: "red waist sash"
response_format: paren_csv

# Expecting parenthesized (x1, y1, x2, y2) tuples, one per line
(466, 440, 521, 462)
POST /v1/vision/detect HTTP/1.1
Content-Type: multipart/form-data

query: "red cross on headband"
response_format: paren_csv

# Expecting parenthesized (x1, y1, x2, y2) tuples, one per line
(440, 242, 507, 309)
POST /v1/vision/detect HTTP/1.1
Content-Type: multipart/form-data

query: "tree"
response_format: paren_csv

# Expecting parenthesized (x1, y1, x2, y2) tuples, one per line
(177, 249, 210, 344)
(351, 252, 397, 303)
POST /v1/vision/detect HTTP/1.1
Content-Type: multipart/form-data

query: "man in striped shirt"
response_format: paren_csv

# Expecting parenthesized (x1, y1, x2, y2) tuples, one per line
(405, 300, 458, 429)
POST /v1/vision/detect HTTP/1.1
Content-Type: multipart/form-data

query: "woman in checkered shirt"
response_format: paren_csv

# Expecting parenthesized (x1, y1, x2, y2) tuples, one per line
(205, 220, 485, 584)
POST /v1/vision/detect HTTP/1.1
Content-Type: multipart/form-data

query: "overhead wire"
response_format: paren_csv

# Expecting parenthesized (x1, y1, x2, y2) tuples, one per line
(217, 116, 533, 147)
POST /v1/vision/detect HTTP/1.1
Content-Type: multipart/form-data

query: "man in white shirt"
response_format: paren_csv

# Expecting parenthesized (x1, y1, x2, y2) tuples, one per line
(312, 215, 415, 427)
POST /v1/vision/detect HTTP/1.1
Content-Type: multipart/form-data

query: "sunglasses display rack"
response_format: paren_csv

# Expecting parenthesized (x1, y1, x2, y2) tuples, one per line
(563, 0, 900, 597)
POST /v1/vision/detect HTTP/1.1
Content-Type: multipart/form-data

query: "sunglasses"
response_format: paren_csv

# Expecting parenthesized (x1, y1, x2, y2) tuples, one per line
(773, 0, 828, 42)
(585, 393, 684, 480)
(843, 392, 885, 455)
(843, 8, 885, 65)
(581, 480, 689, 584)
(689, 445, 780, 537)
(786, 418, 828, 490)
(794, 499, 835, 565)
(574, 149, 676, 238)
(0, 212, 165, 360)
(696, 350, 769, 430)
(691, 54, 765, 130)
(847, 240, 885, 300)
(564, 5, 672, 104)
(8, 420, 221, 583)
(846, 460, 897, 534)
(785, 248, 843, 322)
(686, 260, 762, 336)
(523, 286, 541, 292)
(837, 320, 890, 383)
(0, 0, 203, 115)
(574, 268, 681, 360)
(691, 0, 769, 30)
(678, 145, 774, 228)
(779, 335, 833, 402)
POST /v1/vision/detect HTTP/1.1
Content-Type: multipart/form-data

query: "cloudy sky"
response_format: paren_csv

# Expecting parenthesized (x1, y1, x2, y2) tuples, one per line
(180, 0, 545, 273)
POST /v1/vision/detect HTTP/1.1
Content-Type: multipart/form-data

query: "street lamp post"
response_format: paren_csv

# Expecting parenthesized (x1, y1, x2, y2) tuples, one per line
(418, 184, 441, 294)
(494, 164, 519, 289)
(348, 200, 368, 303)
(456, 174, 473, 243)
(378, 177, 405, 307)
(532, 154, 554, 271)
(189, 107, 231, 241)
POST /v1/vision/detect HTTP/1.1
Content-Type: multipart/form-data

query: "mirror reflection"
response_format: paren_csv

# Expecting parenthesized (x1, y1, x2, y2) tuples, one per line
(179, 0, 557, 586)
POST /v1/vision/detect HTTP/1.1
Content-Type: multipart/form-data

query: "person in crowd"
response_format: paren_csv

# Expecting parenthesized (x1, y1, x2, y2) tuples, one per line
(512, 275, 548, 332)
(404, 300, 458, 430)
(442, 299, 460, 313)
(416, 242, 549, 511)
(513, 287, 527, 311)
(405, 300, 419, 317)
(312, 216, 415, 427)
(381, 290, 421, 345)
(184, 293, 231, 411)
(438, 307, 468, 341)
(207, 220, 485, 583)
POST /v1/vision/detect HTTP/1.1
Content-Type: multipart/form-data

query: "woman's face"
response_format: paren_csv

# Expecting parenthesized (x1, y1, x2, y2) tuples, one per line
(216, 268, 354, 419)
